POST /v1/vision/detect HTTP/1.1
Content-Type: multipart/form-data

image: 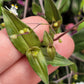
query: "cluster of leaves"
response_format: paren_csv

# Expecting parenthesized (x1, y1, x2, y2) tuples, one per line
(1, 0, 75, 84)
(1, 0, 84, 84)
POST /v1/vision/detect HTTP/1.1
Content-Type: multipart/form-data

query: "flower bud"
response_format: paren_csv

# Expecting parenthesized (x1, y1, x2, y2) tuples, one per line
(10, 34, 17, 39)
(26, 47, 49, 84)
(58, 39, 62, 43)
(23, 28, 30, 33)
(1, 23, 5, 27)
(73, 74, 78, 80)
(47, 46, 56, 60)
(53, 22, 58, 27)
(19, 30, 24, 34)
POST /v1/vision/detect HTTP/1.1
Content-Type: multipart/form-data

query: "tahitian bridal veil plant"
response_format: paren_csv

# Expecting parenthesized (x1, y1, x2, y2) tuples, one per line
(1, 0, 75, 84)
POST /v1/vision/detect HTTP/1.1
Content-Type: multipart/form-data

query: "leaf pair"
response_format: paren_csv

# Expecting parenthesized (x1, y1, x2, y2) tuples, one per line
(2, 7, 48, 84)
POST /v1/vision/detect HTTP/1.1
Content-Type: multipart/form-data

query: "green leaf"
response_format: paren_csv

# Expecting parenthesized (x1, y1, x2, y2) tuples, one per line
(2, 7, 41, 54)
(0, 0, 3, 15)
(71, 0, 81, 15)
(72, 29, 84, 52)
(26, 47, 49, 84)
(55, 0, 70, 13)
(44, 0, 62, 24)
(69, 63, 78, 73)
(42, 31, 53, 46)
(47, 53, 73, 66)
(41, 48, 73, 66)
(4, 0, 11, 1)
(80, 0, 84, 12)
(32, 2, 42, 15)
(74, 52, 84, 62)
(77, 22, 84, 31)
(55, 0, 67, 9)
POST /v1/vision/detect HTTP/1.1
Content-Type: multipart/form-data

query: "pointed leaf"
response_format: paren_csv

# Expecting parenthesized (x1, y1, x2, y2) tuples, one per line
(26, 47, 49, 84)
(55, 0, 70, 13)
(47, 53, 73, 66)
(2, 7, 41, 54)
(32, 2, 42, 15)
(41, 48, 73, 66)
(55, 0, 67, 10)
(44, 0, 62, 24)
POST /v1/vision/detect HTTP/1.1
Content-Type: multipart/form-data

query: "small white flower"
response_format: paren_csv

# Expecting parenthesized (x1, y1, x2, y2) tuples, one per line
(5, 4, 18, 16)
(76, 82, 84, 84)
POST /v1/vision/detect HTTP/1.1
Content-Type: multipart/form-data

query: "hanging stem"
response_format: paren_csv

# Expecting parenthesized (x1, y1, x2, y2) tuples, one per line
(58, 0, 62, 9)
(54, 71, 73, 84)
(53, 19, 84, 41)
(66, 66, 71, 84)
(39, 0, 45, 14)
(23, 0, 29, 18)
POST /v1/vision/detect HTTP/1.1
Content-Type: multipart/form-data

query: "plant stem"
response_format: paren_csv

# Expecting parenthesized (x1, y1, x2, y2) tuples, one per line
(71, 54, 84, 62)
(39, 0, 45, 14)
(53, 19, 84, 41)
(58, 0, 62, 9)
(23, 0, 29, 18)
(53, 72, 84, 84)
(54, 71, 73, 84)
(66, 66, 71, 84)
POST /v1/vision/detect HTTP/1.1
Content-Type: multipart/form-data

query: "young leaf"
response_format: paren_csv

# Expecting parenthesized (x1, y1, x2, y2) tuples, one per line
(44, 0, 62, 24)
(2, 7, 41, 54)
(26, 47, 49, 84)
(72, 29, 84, 52)
(47, 53, 73, 66)
(32, 2, 42, 15)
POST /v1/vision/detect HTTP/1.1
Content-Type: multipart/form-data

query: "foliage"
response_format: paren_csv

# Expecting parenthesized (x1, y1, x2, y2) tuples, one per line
(0, 0, 84, 84)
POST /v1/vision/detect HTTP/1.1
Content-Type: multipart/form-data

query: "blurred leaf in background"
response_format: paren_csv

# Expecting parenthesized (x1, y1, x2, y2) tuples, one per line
(80, 0, 84, 12)
(0, 0, 3, 15)
(44, 0, 62, 23)
(32, 2, 42, 15)
(55, 0, 71, 14)
(77, 22, 84, 31)
(72, 29, 84, 52)
(71, 0, 81, 15)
